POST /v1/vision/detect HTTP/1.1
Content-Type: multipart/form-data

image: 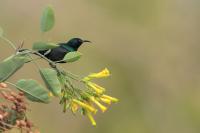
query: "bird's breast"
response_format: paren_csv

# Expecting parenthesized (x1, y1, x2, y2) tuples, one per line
(46, 47, 69, 61)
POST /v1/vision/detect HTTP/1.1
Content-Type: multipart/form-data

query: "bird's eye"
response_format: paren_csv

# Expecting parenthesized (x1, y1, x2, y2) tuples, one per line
(78, 39, 83, 43)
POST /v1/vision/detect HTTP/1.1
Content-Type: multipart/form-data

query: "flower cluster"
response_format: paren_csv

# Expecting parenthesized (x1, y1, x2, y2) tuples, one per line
(0, 83, 39, 133)
(60, 68, 118, 126)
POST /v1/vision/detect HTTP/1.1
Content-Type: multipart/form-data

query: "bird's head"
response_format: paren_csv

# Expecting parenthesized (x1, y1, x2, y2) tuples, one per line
(66, 38, 91, 50)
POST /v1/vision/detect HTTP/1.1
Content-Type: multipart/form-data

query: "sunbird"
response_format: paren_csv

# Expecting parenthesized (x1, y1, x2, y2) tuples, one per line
(38, 38, 91, 63)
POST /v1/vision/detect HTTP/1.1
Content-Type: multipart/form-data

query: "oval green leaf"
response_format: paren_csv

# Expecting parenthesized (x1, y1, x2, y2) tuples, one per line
(16, 79, 50, 103)
(63, 51, 82, 62)
(39, 68, 61, 96)
(0, 55, 28, 82)
(40, 6, 55, 32)
(32, 42, 58, 51)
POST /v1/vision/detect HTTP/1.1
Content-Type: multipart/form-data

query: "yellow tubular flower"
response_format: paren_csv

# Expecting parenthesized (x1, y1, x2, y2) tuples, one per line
(60, 92, 64, 97)
(86, 111, 96, 126)
(90, 97, 107, 112)
(48, 92, 54, 97)
(100, 97, 111, 105)
(71, 102, 79, 113)
(102, 95, 119, 103)
(72, 99, 97, 114)
(87, 82, 105, 94)
(88, 68, 110, 79)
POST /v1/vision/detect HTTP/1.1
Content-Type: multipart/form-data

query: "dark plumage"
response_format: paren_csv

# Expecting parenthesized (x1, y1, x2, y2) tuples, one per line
(38, 38, 90, 63)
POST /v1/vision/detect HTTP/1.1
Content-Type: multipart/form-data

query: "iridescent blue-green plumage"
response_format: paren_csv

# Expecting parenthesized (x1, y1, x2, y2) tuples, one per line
(38, 38, 90, 63)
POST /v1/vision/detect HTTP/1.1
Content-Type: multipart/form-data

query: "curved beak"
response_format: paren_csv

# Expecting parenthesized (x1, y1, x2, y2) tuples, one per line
(83, 40, 91, 43)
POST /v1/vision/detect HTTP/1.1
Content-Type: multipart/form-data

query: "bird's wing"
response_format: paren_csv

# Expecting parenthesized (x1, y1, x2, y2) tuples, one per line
(43, 49, 52, 56)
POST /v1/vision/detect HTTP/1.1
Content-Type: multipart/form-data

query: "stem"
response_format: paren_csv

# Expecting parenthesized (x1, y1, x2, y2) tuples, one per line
(5, 81, 18, 88)
(0, 36, 17, 50)
(21, 50, 83, 82)
(29, 50, 82, 80)
(31, 51, 55, 64)
(65, 78, 82, 98)
(27, 54, 41, 69)
(64, 71, 81, 81)
(0, 121, 29, 131)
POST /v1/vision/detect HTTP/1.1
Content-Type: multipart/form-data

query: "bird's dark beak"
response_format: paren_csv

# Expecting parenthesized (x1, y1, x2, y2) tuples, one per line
(83, 40, 91, 43)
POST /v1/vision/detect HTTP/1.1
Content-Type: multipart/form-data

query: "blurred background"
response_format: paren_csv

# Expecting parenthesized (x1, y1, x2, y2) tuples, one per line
(0, 0, 200, 133)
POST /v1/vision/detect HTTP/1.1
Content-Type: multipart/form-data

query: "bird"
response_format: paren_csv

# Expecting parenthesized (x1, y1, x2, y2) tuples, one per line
(38, 38, 91, 63)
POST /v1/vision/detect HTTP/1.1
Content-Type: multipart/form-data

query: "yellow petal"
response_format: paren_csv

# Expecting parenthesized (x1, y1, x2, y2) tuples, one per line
(71, 102, 79, 113)
(48, 92, 54, 97)
(72, 99, 97, 114)
(102, 95, 119, 103)
(100, 97, 111, 105)
(60, 92, 64, 97)
(87, 82, 105, 94)
(86, 111, 96, 126)
(82, 77, 90, 81)
(90, 97, 107, 112)
(88, 68, 110, 79)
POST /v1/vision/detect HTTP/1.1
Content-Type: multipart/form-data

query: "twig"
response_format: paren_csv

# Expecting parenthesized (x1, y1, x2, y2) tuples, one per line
(0, 36, 17, 50)
(28, 54, 41, 70)
(0, 121, 29, 131)
(17, 49, 83, 82)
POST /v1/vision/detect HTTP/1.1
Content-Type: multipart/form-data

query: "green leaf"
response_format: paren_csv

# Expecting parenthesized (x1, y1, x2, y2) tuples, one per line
(40, 6, 55, 32)
(39, 68, 61, 96)
(0, 27, 3, 37)
(63, 51, 82, 62)
(0, 55, 29, 82)
(16, 79, 50, 103)
(32, 42, 58, 51)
